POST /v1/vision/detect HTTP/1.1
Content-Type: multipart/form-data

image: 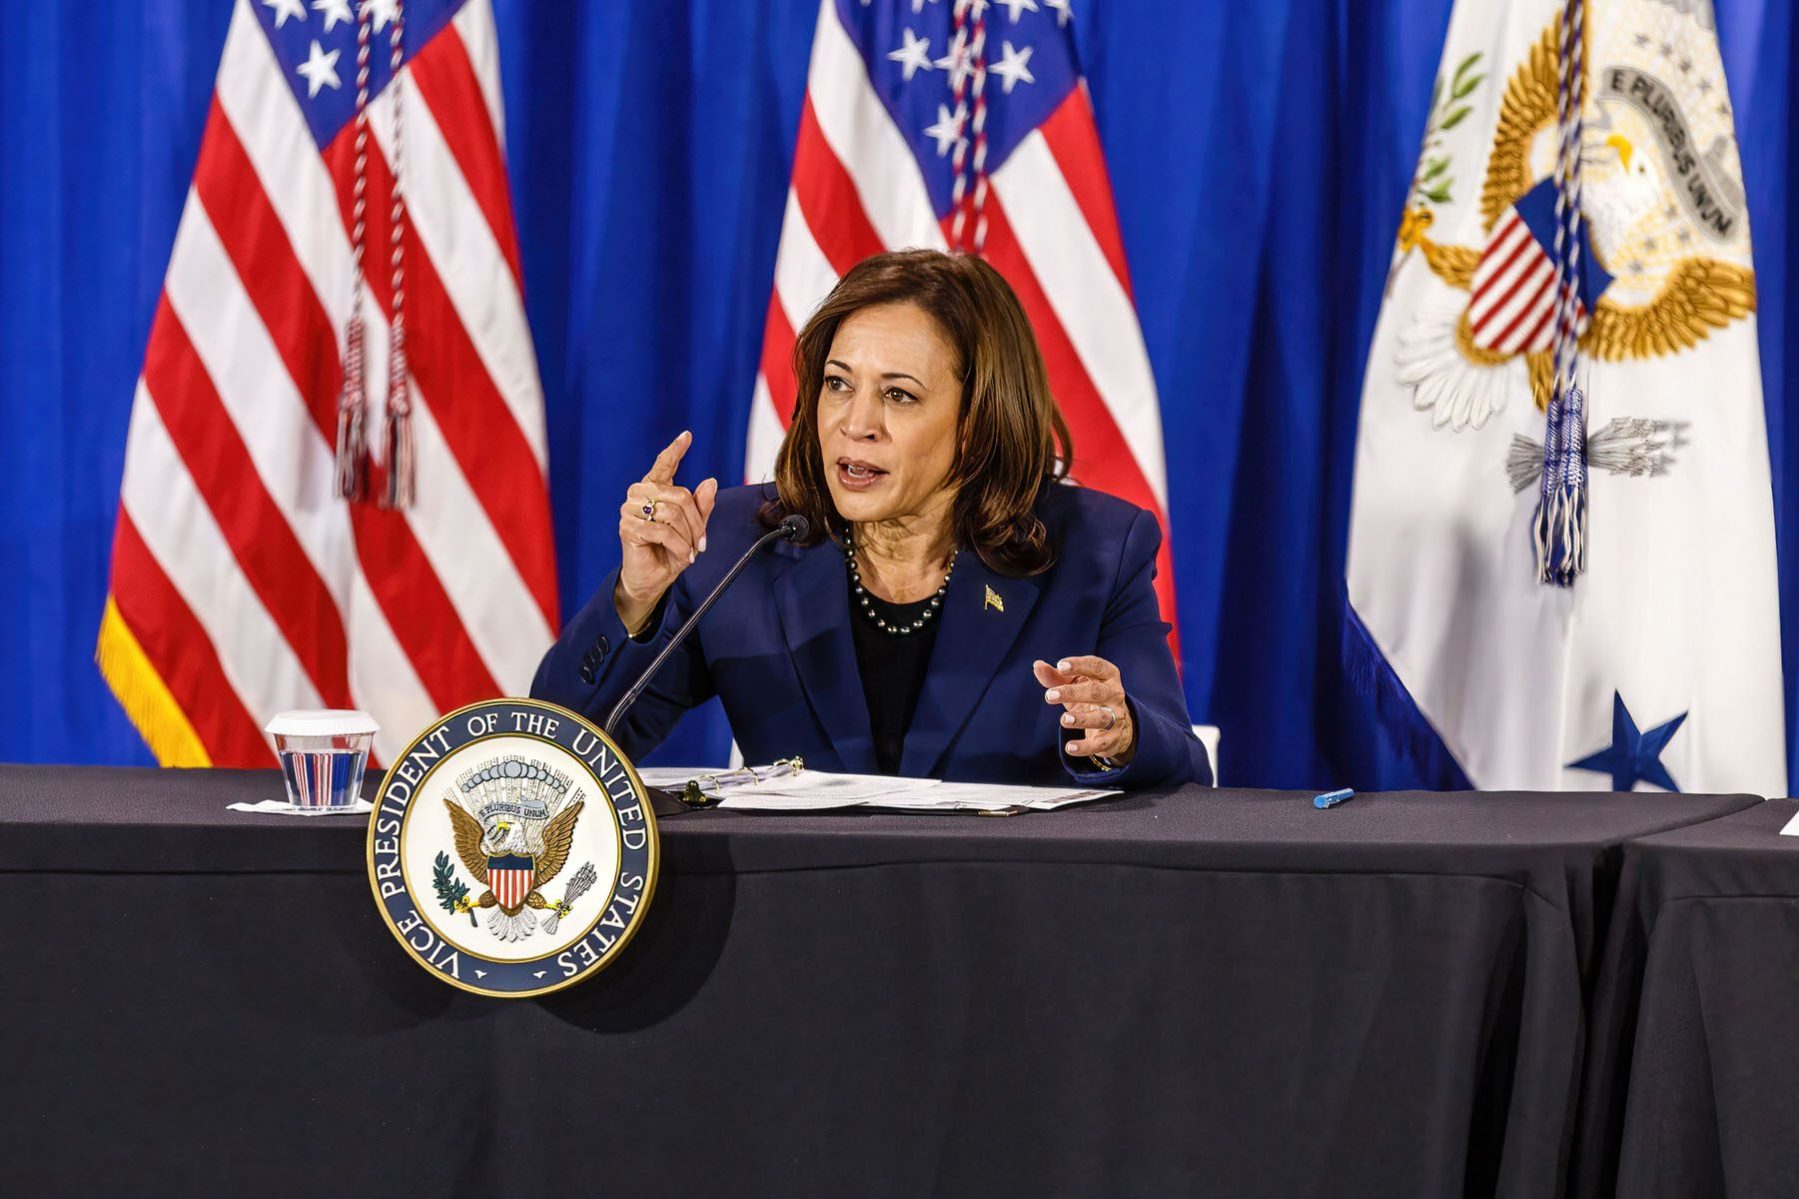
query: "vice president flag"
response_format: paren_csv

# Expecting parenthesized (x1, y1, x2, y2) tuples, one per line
(745, 0, 1179, 635)
(98, 0, 557, 769)
(1346, 0, 1783, 793)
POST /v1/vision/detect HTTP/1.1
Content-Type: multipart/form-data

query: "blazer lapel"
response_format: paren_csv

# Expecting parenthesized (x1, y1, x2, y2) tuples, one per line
(900, 552, 1041, 777)
(772, 540, 877, 774)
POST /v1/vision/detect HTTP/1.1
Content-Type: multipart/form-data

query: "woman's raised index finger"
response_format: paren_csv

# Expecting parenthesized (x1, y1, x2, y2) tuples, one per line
(643, 430, 692, 485)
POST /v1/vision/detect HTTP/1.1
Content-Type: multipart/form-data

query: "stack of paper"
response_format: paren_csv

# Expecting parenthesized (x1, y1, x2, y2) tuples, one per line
(634, 767, 1117, 814)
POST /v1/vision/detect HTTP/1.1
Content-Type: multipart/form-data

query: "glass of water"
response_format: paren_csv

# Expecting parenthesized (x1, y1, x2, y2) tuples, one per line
(265, 710, 379, 814)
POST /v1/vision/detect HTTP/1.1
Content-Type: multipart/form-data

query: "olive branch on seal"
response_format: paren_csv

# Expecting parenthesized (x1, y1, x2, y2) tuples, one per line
(1413, 52, 1485, 208)
(433, 851, 478, 927)
(1387, 52, 1486, 297)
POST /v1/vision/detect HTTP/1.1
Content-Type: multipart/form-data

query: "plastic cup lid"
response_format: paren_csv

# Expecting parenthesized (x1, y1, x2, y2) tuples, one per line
(264, 709, 380, 737)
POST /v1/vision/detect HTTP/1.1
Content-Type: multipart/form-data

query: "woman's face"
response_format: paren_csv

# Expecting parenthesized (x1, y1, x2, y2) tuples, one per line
(817, 302, 962, 528)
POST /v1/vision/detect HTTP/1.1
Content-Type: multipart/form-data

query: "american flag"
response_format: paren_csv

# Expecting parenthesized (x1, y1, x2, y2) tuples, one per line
(97, 0, 556, 768)
(746, 0, 1177, 636)
(1467, 177, 1613, 355)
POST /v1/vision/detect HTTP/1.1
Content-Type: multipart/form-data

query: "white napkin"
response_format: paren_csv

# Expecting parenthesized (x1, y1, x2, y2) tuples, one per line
(226, 798, 374, 816)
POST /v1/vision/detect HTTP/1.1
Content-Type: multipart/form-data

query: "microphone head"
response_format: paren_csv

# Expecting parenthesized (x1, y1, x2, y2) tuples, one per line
(778, 514, 810, 541)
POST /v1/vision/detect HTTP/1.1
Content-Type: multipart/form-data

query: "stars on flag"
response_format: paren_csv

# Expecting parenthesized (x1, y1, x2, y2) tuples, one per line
(263, 0, 308, 29)
(1568, 693, 1688, 792)
(882, 0, 1057, 100)
(989, 40, 1035, 92)
(872, 0, 1060, 178)
(312, 0, 353, 33)
(924, 102, 968, 156)
(888, 28, 936, 81)
(361, 0, 400, 33)
(257, 0, 387, 39)
(935, 33, 979, 91)
(296, 38, 343, 97)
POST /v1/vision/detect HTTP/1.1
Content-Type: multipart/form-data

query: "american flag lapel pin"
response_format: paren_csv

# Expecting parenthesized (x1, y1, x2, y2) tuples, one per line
(985, 585, 1004, 613)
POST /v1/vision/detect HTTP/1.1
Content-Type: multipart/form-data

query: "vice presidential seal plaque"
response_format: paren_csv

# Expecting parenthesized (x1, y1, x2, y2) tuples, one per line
(367, 699, 658, 997)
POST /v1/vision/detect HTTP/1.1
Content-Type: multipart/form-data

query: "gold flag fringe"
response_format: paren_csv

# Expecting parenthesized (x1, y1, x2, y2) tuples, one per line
(95, 595, 211, 768)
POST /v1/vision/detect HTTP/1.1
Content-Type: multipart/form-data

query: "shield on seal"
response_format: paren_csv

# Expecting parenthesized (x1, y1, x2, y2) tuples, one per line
(1466, 178, 1613, 356)
(488, 854, 535, 909)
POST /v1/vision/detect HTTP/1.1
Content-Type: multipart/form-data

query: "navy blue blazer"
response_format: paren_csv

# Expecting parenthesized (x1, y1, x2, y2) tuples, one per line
(531, 482, 1210, 789)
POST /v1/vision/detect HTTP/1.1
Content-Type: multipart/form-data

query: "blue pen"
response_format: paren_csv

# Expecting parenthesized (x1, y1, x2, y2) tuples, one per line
(1313, 788, 1355, 809)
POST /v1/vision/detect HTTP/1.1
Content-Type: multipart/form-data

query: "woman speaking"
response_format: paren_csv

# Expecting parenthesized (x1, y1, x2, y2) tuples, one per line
(532, 250, 1210, 789)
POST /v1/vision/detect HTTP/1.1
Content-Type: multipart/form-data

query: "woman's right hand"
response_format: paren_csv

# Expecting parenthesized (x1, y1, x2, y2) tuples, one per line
(615, 431, 718, 635)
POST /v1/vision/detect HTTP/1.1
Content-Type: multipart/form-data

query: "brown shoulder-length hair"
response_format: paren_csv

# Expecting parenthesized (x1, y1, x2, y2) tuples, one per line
(761, 248, 1072, 577)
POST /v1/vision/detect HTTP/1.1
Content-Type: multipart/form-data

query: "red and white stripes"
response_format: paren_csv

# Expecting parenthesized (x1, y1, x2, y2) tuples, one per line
(490, 865, 533, 910)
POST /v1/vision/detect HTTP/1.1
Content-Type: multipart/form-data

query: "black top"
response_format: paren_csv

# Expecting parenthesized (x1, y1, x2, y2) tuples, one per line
(848, 588, 941, 774)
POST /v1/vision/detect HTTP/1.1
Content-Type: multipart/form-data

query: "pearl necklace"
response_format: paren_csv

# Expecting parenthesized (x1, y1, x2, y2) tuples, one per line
(844, 530, 957, 636)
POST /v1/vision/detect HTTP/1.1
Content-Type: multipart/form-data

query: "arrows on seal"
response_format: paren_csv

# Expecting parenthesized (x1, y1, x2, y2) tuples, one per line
(542, 861, 598, 936)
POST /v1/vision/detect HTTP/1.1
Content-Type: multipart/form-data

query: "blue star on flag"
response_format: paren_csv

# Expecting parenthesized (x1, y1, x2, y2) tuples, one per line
(1568, 693, 1687, 792)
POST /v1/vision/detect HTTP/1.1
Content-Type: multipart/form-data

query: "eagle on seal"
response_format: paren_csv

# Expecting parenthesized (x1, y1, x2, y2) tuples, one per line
(444, 797, 584, 943)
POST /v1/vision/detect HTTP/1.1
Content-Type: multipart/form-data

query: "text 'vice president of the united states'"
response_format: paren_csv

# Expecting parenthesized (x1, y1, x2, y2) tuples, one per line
(532, 249, 1210, 789)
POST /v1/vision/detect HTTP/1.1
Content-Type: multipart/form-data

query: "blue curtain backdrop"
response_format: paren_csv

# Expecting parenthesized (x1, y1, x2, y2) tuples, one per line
(3, 0, 1794, 790)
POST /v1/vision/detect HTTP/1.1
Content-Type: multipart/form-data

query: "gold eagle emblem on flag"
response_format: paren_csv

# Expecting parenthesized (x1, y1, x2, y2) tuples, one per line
(1395, 13, 1754, 426)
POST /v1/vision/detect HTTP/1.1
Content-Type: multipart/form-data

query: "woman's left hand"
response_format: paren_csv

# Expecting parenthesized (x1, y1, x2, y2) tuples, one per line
(1034, 656, 1136, 766)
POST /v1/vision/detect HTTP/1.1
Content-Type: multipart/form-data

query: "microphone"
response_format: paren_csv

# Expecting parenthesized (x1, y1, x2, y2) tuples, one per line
(603, 513, 809, 739)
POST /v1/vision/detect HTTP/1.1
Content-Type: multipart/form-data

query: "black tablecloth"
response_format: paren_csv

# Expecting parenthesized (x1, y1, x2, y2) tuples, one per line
(1575, 798, 1799, 1198)
(0, 766, 1760, 1197)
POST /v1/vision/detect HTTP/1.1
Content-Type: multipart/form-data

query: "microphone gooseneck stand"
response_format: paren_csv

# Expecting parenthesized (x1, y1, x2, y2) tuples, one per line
(603, 514, 810, 762)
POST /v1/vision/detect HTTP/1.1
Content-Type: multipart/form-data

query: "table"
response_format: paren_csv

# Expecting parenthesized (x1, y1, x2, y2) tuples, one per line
(0, 765, 1759, 1197)
(1575, 799, 1799, 1198)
